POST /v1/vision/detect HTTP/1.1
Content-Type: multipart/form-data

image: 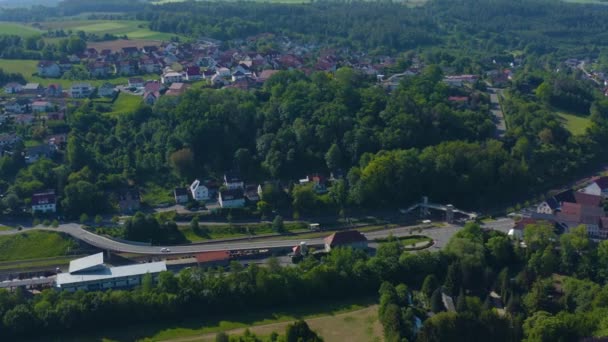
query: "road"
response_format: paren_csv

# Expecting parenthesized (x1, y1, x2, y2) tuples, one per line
(0, 219, 515, 256)
(488, 87, 507, 138)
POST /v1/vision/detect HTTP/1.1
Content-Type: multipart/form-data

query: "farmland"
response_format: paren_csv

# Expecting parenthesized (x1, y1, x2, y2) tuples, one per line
(0, 22, 42, 37)
(38, 20, 181, 41)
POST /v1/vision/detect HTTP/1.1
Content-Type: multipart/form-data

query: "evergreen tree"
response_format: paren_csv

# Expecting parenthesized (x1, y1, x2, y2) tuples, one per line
(430, 288, 444, 313)
(456, 288, 467, 312)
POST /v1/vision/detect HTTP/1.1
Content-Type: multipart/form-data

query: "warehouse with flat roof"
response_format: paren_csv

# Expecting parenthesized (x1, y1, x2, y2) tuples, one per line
(56, 253, 166, 292)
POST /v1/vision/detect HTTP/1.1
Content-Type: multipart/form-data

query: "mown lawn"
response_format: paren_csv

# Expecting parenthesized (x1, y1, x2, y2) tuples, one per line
(0, 231, 77, 261)
(0, 22, 42, 37)
(179, 222, 308, 242)
(556, 112, 592, 136)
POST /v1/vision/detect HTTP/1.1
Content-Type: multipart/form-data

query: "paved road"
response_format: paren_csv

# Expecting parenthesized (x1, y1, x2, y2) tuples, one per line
(489, 87, 507, 138)
(0, 218, 515, 256)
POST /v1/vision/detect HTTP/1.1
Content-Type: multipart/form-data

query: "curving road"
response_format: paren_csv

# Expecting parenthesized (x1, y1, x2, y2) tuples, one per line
(0, 218, 514, 256)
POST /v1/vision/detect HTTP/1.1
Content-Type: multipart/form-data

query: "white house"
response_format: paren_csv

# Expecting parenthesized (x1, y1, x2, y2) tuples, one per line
(128, 78, 145, 89)
(70, 83, 94, 98)
(190, 179, 209, 201)
(581, 177, 608, 198)
(218, 189, 245, 208)
(161, 71, 184, 84)
(32, 190, 57, 213)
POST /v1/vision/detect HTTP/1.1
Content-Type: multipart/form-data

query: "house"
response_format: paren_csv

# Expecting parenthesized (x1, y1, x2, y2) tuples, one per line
(121, 46, 139, 56)
(88, 62, 112, 77)
(581, 176, 608, 198)
(299, 175, 328, 194)
(128, 77, 145, 89)
(31, 101, 53, 113)
(48, 134, 67, 149)
(202, 69, 216, 80)
(256, 70, 279, 83)
(165, 82, 189, 96)
(46, 84, 63, 97)
(143, 91, 160, 105)
(216, 67, 231, 77)
(98, 83, 116, 97)
(37, 61, 61, 77)
(573, 192, 602, 207)
(161, 71, 184, 84)
(185, 66, 202, 81)
(115, 60, 136, 76)
(22, 83, 43, 95)
(3, 82, 22, 94)
(224, 171, 244, 190)
(142, 45, 159, 54)
(32, 190, 57, 213)
(190, 179, 209, 201)
(174, 187, 189, 204)
(116, 188, 140, 213)
(231, 70, 246, 82)
(70, 83, 94, 98)
(324, 230, 368, 252)
(44, 112, 65, 122)
(537, 189, 576, 215)
(4, 98, 30, 113)
(0, 133, 20, 147)
(205, 180, 220, 200)
(244, 185, 260, 202)
(218, 189, 245, 208)
(12, 114, 35, 125)
(555, 202, 604, 236)
(25, 144, 54, 163)
(58, 58, 72, 72)
(443, 75, 479, 87)
(139, 58, 162, 73)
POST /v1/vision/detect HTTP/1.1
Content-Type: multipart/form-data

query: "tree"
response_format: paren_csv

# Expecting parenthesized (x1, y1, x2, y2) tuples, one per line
(422, 274, 439, 300)
(285, 320, 323, 342)
(215, 332, 229, 342)
(524, 222, 556, 253)
(456, 288, 467, 312)
(257, 200, 272, 219)
(430, 288, 444, 313)
(325, 143, 342, 171)
(272, 215, 285, 233)
(94, 215, 103, 225)
(190, 215, 200, 234)
(79, 213, 89, 224)
(170, 148, 195, 180)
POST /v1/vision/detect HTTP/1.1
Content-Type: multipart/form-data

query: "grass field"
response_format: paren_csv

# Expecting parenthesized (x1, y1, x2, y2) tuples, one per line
(78, 297, 379, 342)
(40, 20, 180, 41)
(0, 255, 79, 271)
(0, 231, 77, 261)
(556, 112, 592, 136)
(0, 22, 42, 37)
(106, 92, 143, 116)
(179, 222, 308, 242)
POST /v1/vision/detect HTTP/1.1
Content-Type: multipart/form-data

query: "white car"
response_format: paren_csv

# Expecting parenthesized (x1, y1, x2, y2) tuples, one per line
(160, 247, 171, 253)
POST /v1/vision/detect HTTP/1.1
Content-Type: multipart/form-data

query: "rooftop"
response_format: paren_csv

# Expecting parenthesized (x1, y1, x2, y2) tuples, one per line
(195, 251, 230, 263)
(57, 261, 167, 287)
(68, 252, 104, 274)
(324, 230, 367, 246)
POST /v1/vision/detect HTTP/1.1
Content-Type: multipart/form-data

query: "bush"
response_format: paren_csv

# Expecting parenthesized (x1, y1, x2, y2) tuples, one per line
(42, 219, 51, 226)
(51, 220, 59, 228)
(80, 213, 89, 224)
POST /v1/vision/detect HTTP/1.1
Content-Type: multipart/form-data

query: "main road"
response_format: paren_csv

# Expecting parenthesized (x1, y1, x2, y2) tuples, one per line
(0, 219, 515, 255)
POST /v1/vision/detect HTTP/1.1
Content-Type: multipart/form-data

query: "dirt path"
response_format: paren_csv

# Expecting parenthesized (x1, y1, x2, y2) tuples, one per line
(157, 305, 381, 342)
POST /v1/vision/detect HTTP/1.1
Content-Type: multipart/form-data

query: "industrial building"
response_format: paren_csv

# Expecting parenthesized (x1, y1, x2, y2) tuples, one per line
(55, 253, 166, 292)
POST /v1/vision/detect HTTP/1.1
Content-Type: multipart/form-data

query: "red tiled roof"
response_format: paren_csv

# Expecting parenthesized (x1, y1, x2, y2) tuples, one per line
(574, 192, 602, 207)
(195, 251, 230, 263)
(324, 230, 367, 247)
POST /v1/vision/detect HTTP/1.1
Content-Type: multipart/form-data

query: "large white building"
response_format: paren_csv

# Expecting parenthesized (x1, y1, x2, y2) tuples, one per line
(56, 253, 166, 292)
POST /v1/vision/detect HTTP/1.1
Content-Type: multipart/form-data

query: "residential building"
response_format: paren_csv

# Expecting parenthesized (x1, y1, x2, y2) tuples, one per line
(116, 188, 140, 214)
(25, 144, 54, 163)
(161, 71, 184, 84)
(22, 83, 43, 95)
(165, 82, 189, 96)
(256, 70, 279, 83)
(224, 171, 244, 190)
(216, 67, 231, 77)
(143, 91, 160, 105)
(218, 189, 245, 208)
(536, 189, 576, 215)
(70, 83, 94, 98)
(128, 77, 145, 89)
(56, 253, 166, 292)
(32, 190, 57, 213)
(185, 66, 202, 81)
(88, 61, 112, 77)
(190, 179, 209, 201)
(244, 184, 260, 202)
(581, 176, 608, 198)
(0, 133, 20, 147)
(4, 99, 30, 113)
(98, 83, 116, 97)
(115, 60, 136, 75)
(324, 230, 368, 252)
(46, 84, 63, 97)
(37, 61, 61, 77)
(3, 82, 22, 94)
(31, 101, 53, 113)
(174, 187, 189, 204)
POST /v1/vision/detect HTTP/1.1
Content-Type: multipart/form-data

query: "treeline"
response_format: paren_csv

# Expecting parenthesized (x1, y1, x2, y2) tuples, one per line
(0, 34, 86, 60)
(0, 68, 25, 85)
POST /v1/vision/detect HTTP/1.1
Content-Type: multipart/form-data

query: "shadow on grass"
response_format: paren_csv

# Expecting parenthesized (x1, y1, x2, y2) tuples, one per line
(37, 296, 377, 342)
